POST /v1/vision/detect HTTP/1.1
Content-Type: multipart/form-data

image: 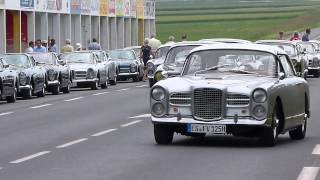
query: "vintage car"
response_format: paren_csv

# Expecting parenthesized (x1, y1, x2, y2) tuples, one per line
(109, 50, 144, 82)
(123, 46, 141, 58)
(146, 43, 174, 87)
(60, 51, 108, 90)
(200, 38, 252, 44)
(296, 41, 320, 77)
(0, 58, 17, 103)
(256, 40, 309, 79)
(94, 50, 117, 85)
(30, 52, 71, 94)
(150, 43, 309, 147)
(1, 54, 46, 99)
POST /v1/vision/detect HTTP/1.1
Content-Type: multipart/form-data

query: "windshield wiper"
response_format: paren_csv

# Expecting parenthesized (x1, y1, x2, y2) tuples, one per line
(228, 69, 259, 75)
(194, 64, 231, 75)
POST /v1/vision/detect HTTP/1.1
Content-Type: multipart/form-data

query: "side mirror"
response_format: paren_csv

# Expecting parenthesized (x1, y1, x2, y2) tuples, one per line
(278, 72, 285, 80)
(58, 60, 66, 65)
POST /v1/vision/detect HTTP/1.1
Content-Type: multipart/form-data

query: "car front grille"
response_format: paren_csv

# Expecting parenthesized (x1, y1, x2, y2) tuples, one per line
(119, 67, 130, 73)
(227, 94, 250, 106)
(193, 88, 223, 121)
(75, 71, 87, 79)
(170, 93, 191, 106)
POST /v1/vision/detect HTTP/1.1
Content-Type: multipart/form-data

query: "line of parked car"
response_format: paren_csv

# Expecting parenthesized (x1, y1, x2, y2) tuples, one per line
(0, 48, 145, 103)
(146, 38, 320, 146)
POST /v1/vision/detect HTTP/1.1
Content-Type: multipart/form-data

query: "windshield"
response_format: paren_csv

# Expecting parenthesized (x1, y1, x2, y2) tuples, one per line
(109, 50, 136, 60)
(183, 50, 276, 76)
(32, 53, 56, 65)
(164, 45, 199, 67)
(299, 43, 315, 53)
(259, 43, 297, 56)
(2, 54, 31, 68)
(60, 53, 94, 64)
(155, 46, 170, 59)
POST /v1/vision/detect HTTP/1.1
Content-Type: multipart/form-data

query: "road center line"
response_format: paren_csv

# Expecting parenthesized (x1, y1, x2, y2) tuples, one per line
(312, 144, 320, 155)
(120, 120, 142, 127)
(30, 104, 52, 109)
(64, 97, 84, 102)
(91, 128, 118, 137)
(0, 112, 13, 116)
(136, 85, 147, 88)
(10, 151, 51, 164)
(56, 138, 88, 148)
(116, 88, 129, 92)
(93, 92, 110, 96)
(129, 114, 151, 119)
(297, 167, 320, 180)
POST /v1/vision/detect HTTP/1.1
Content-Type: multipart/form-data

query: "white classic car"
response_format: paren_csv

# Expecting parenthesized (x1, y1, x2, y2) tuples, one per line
(150, 43, 310, 146)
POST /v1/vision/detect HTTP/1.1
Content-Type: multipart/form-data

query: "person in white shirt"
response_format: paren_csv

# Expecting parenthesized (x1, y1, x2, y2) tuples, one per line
(25, 41, 34, 53)
(148, 34, 162, 54)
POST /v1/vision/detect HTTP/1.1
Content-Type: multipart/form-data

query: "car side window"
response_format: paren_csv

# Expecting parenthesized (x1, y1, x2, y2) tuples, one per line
(279, 55, 294, 76)
(28, 57, 35, 68)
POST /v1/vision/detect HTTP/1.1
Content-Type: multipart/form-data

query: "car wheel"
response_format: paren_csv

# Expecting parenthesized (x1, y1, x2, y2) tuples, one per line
(260, 104, 280, 147)
(52, 85, 60, 95)
(6, 87, 17, 103)
(36, 87, 45, 97)
(110, 76, 117, 85)
(289, 111, 307, 140)
(149, 78, 154, 87)
(133, 74, 139, 82)
(154, 124, 174, 145)
(91, 81, 99, 90)
(101, 81, 108, 89)
(62, 83, 70, 94)
(24, 87, 33, 99)
(314, 70, 320, 78)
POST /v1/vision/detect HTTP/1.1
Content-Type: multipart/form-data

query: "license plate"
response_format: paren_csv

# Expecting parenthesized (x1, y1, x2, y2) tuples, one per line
(187, 124, 226, 134)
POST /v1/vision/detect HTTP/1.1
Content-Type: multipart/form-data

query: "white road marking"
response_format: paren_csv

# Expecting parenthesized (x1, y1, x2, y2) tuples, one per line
(64, 97, 84, 102)
(136, 85, 147, 88)
(56, 138, 88, 148)
(0, 112, 13, 116)
(129, 114, 151, 119)
(120, 120, 142, 127)
(91, 128, 118, 137)
(93, 92, 110, 96)
(10, 151, 51, 164)
(297, 167, 320, 180)
(30, 104, 52, 109)
(116, 88, 129, 92)
(312, 144, 320, 155)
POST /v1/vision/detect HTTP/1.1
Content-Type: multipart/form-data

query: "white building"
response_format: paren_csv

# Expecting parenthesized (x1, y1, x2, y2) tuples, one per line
(0, 0, 156, 53)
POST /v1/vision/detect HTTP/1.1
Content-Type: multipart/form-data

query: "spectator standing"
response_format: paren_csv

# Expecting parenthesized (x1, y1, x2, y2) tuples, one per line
(290, 32, 300, 41)
(277, 32, 284, 40)
(181, 34, 188, 41)
(167, 35, 175, 44)
(140, 39, 154, 81)
(302, 28, 311, 42)
(25, 41, 34, 53)
(88, 38, 101, 50)
(42, 40, 48, 51)
(148, 34, 161, 54)
(61, 39, 74, 53)
(50, 39, 58, 53)
(33, 39, 47, 53)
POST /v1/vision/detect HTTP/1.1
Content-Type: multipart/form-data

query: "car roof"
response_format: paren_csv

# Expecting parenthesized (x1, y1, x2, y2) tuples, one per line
(200, 38, 252, 44)
(189, 43, 287, 55)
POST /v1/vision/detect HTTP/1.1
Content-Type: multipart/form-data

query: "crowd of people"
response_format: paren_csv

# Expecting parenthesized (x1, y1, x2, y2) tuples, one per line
(278, 28, 311, 42)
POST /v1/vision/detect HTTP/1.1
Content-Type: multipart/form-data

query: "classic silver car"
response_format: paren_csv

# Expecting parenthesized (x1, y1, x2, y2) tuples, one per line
(296, 41, 320, 77)
(31, 52, 71, 94)
(150, 43, 309, 147)
(0, 58, 17, 103)
(94, 50, 117, 85)
(200, 38, 252, 44)
(60, 51, 108, 90)
(2, 54, 46, 99)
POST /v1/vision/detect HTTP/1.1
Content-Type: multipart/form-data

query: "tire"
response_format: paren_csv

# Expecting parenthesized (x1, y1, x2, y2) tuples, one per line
(260, 104, 280, 147)
(62, 83, 70, 94)
(91, 81, 99, 90)
(36, 87, 45, 97)
(154, 124, 174, 145)
(23, 87, 33, 99)
(110, 76, 117, 85)
(52, 85, 60, 95)
(289, 111, 307, 140)
(6, 87, 17, 103)
(149, 78, 154, 88)
(133, 75, 139, 82)
(101, 81, 108, 89)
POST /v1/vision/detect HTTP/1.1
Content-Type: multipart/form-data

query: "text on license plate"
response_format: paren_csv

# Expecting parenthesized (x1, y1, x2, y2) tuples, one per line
(187, 124, 226, 134)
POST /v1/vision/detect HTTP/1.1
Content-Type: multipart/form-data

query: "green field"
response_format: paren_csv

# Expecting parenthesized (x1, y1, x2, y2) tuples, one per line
(155, 0, 320, 43)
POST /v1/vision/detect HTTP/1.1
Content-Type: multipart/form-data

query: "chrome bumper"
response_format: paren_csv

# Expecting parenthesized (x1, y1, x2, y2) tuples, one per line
(47, 80, 59, 86)
(19, 85, 32, 90)
(118, 72, 139, 76)
(151, 116, 268, 126)
(72, 78, 98, 83)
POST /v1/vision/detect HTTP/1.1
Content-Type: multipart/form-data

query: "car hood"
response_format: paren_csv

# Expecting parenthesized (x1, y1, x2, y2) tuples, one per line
(114, 60, 137, 66)
(68, 63, 93, 70)
(156, 64, 183, 75)
(149, 57, 165, 66)
(155, 74, 276, 94)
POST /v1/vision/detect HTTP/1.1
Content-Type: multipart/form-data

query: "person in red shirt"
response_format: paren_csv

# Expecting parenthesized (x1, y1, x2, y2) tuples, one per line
(290, 32, 300, 41)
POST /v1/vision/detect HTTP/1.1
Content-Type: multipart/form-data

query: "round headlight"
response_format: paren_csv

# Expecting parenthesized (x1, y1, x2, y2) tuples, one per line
(253, 89, 267, 103)
(154, 71, 164, 81)
(87, 68, 95, 79)
(253, 105, 266, 120)
(147, 62, 154, 70)
(152, 103, 165, 116)
(19, 72, 27, 86)
(130, 64, 136, 72)
(151, 87, 165, 101)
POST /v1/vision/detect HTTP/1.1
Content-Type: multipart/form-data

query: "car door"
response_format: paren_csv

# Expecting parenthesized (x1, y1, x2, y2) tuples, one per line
(94, 53, 108, 83)
(29, 56, 44, 92)
(53, 53, 69, 86)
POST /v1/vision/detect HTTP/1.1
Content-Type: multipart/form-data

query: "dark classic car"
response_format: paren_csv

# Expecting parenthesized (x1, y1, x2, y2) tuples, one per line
(109, 50, 144, 82)
(94, 50, 117, 85)
(2, 54, 46, 99)
(60, 51, 108, 90)
(30, 52, 71, 94)
(0, 58, 17, 103)
(150, 43, 309, 147)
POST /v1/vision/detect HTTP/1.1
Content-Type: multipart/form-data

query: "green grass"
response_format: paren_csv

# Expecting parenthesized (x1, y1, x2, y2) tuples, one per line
(155, 0, 320, 42)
